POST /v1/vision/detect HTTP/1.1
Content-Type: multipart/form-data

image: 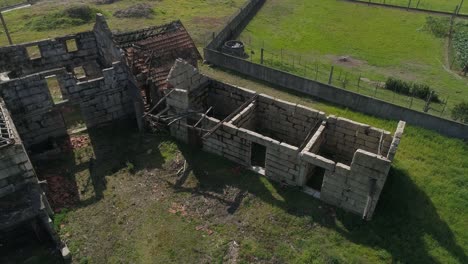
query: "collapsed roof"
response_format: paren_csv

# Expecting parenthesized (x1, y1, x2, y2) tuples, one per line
(113, 20, 202, 104)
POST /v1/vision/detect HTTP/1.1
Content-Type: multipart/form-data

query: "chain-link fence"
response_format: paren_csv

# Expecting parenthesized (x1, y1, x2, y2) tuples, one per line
(237, 35, 457, 121)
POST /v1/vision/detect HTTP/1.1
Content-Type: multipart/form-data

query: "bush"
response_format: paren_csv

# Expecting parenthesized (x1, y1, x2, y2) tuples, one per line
(424, 16, 450, 38)
(385, 78, 441, 103)
(26, 5, 101, 31)
(451, 101, 468, 123)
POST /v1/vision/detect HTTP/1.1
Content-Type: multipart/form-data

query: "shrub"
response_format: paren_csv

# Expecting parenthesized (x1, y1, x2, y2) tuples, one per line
(424, 16, 451, 38)
(26, 5, 101, 31)
(451, 101, 468, 123)
(385, 78, 441, 103)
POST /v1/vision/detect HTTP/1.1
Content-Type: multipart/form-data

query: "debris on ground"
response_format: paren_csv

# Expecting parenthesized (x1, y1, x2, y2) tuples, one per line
(114, 4, 154, 18)
(195, 225, 214, 235)
(168, 202, 188, 216)
(223, 241, 240, 264)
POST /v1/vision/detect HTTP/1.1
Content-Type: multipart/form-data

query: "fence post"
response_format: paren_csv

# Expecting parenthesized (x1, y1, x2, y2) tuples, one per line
(315, 64, 319, 81)
(416, 0, 421, 8)
(281, 49, 283, 64)
(441, 97, 449, 116)
(0, 13, 12, 45)
(261, 48, 264, 64)
(374, 85, 378, 97)
(423, 91, 434, 112)
(407, 0, 412, 10)
(458, 0, 465, 14)
(304, 62, 307, 76)
(409, 95, 413, 109)
(328, 66, 334, 85)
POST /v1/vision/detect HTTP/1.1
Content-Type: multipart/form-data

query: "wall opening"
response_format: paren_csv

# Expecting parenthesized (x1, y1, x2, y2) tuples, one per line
(45, 76, 63, 103)
(66, 39, 78, 52)
(250, 142, 266, 168)
(73, 66, 86, 80)
(61, 104, 87, 134)
(26, 45, 41, 60)
(305, 165, 325, 192)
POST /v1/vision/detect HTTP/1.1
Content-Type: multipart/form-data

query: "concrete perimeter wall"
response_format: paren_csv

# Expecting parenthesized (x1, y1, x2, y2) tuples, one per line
(204, 49, 468, 140)
(204, 0, 468, 140)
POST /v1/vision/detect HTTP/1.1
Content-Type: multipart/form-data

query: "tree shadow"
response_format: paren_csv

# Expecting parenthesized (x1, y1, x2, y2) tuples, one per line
(173, 142, 467, 263)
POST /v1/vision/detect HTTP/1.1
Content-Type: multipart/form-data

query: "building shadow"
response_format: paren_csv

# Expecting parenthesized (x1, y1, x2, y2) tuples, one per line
(172, 142, 467, 263)
(34, 119, 169, 210)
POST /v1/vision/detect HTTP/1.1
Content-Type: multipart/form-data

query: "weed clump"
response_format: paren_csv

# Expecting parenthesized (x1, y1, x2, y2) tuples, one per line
(26, 5, 101, 31)
(451, 101, 468, 124)
(113, 3, 154, 18)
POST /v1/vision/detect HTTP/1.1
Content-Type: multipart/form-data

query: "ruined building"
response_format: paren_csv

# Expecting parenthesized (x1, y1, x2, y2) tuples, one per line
(113, 21, 201, 107)
(0, 14, 145, 256)
(156, 59, 405, 220)
(1, 9, 405, 260)
(0, 14, 203, 257)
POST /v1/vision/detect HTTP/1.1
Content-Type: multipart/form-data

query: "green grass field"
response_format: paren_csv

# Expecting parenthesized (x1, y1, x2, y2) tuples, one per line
(0, 0, 245, 46)
(357, 0, 468, 14)
(239, 0, 468, 118)
(41, 65, 468, 263)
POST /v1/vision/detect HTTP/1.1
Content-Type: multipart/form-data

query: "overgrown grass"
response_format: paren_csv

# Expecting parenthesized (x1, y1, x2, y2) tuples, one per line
(45, 65, 468, 263)
(239, 0, 468, 115)
(0, 0, 245, 46)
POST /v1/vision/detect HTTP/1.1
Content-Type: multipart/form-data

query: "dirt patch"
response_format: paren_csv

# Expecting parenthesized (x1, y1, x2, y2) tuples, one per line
(191, 16, 226, 28)
(114, 3, 154, 18)
(326, 55, 367, 68)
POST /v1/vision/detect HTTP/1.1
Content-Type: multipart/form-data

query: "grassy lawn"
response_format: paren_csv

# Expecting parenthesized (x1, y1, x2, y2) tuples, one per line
(356, 0, 468, 14)
(34, 66, 468, 263)
(0, 0, 25, 9)
(238, 0, 468, 118)
(0, 0, 245, 46)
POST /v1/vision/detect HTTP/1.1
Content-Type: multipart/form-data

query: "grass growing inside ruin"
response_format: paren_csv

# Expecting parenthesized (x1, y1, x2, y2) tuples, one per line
(239, 0, 468, 114)
(0, 0, 245, 46)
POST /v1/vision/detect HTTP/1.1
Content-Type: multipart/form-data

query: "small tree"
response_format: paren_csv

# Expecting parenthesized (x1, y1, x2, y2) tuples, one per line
(451, 101, 468, 124)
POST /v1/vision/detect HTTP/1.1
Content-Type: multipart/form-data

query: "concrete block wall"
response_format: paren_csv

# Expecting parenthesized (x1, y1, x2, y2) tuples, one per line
(0, 98, 51, 230)
(166, 59, 405, 219)
(0, 72, 68, 146)
(255, 95, 326, 146)
(202, 121, 251, 166)
(0, 32, 98, 77)
(0, 62, 136, 147)
(323, 116, 392, 164)
(208, 80, 255, 119)
(230, 101, 256, 130)
(204, 48, 468, 140)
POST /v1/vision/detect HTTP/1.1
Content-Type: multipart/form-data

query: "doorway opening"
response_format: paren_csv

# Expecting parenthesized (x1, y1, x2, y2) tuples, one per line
(250, 142, 266, 172)
(305, 165, 325, 192)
